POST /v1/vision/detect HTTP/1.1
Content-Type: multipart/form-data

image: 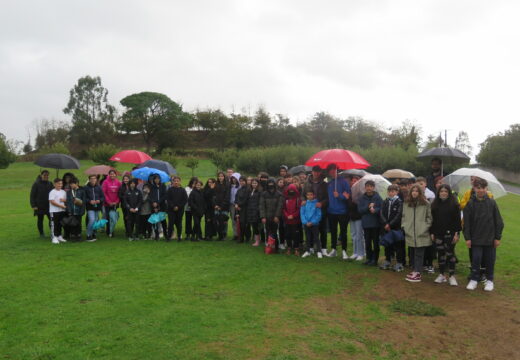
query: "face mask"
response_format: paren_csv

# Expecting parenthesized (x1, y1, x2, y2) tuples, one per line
(288, 190, 295, 196)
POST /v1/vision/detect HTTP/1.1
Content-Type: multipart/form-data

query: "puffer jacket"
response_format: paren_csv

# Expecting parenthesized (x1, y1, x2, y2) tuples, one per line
(282, 184, 301, 225)
(300, 199, 322, 226)
(401, 201, 432, 248)
(245, 189, 261, 224)
(260, 180, 282, 220)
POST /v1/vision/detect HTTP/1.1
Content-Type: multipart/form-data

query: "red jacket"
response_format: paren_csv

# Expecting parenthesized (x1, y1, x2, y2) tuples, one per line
(283, 184, 301, 225)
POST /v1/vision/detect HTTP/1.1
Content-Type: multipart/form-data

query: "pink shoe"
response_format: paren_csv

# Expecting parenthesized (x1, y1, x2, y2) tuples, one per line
(405, 272, 421, 282)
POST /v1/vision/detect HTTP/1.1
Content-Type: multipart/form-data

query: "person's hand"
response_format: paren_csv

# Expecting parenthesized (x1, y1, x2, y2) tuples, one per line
(32, 207, 38, 211)
(333, 191, 339, 198)
(174, 206, 178, 211)
(301, 200, 307, 206)
(466, 240, 471, 248)
(384, 224, 391, 232)
(215, 205, 220, 210)
(430, 234, 435, 241)
(90, 200, 95, 205)
(288, 215, 293, 220)
(307, 222, 312, 227)
(61, 198, 67, 203)
(343, 191, 350, 199)
(96, 200, 100, 204)
(261, 218, 267, 224)
(316, 202, 322, 208)
(494, 239, 501, 248)
(453, 233, 459, 244)
(274, 217, 279, 224)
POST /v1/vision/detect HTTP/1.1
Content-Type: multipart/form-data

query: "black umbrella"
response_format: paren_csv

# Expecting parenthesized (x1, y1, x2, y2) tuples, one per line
(288, 165, 311, 175)
(138, 159, 177, 175)
(417, 147, 470, 173)
(35, 153, 80, 176)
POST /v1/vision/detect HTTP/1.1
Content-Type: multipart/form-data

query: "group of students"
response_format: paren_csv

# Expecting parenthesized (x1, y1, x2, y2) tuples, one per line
(30, 158, 504, 291)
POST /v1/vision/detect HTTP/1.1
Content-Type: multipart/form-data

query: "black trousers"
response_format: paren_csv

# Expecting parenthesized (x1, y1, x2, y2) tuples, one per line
(305, 225, 321, 252)
(470, 246, 496, 281)
(364, 227, 380, 262)
(167, 209, 184, 238)
(236, 213, 250, 242)
(192, 214, 203, 239)
(318, 209, 328, 249)
(384, 239, 406, 264)
(205, 214, 216, 239)
(126, 212, 139, 237)
(424, 245, 435, 267)
(36, 213, 50, 235)
(64, 215, 82, 239)
(328, 213, 348, 250)
(185, 210, 194, 236)
(138, 214, 152, 237)
(285, 223, 301, 249)
(50, 212, 65, 237)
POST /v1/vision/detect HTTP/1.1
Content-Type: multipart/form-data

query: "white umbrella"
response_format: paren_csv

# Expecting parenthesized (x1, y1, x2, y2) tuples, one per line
(443, 168, 507, 199)
(382, 169, 415, 179)
(351, 174, 392, 203)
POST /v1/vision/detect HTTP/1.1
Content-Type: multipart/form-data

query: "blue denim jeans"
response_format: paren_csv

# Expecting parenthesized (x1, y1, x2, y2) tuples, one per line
(87, 210, 100, 237)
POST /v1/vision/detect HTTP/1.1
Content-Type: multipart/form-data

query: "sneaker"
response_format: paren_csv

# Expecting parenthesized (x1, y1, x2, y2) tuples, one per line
(309, 248, 315, 255)
(128, 237, 133, 241)
(317, 252, 323, 259)
(393, 263, 404, 272)
(427, 266, 435, 274)
(342, 250, 348, 260)
(321, 248, 328, 256)
(405, 272, 421, 282)
(448, 276, 458, 286)
(466, 280, 478, 290)
(302, 251, 311, 258)
(327, 249, 337, 257)
(355, 255, 364, 261)
(279, 243, 286, 250)
(348, 254, 358, 260)
(51, 237, 60, 244)
(379, 260, 391, 270)
(58, 235, 66, 243)
(484, 281, 494, 292)
(159, 232, 164, 239)
(434, 274, 447, 284)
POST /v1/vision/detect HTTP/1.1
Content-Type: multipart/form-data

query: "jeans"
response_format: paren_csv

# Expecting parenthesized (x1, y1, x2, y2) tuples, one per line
(412, 246, 427, 273)
(328, 213, 349, 250)
(87, 210, 100, 237)
(470, 246, 496, 281)
(364, 227, 380, 262)
(350, 219, 364, 257)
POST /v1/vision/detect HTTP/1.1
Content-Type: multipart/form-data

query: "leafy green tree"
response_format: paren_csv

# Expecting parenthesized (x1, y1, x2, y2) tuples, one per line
(478, 124, 520, 171)
(388, 120, 421, 151)
(63, 76, 116, 145)
(185, 157, 199, 176)
(0, 133, 17, 169)
(119, 92, 192, 152)
(88, 144, 119, 166)
(33, 118, 71, 150)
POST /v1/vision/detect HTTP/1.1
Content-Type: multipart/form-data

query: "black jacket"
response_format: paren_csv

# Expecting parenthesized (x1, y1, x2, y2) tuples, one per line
(188, 189, 205, 217)
(260, 181, 283, 220)
(30, 177, 53, 214)
(348, 199, 361, 221)
(246, 189, 261, 224)
(301, 175, 329, 209)
(203, 186, 216, 217)
(463, 196, 504, 246)
(118, 182, 130, 203)
(380, 197, 403, 230)
(166, 186, 188, 212)
(150, 183, 167, 212)
(214, 181, 230, 209)
(235, 186, 249, 218)
(431, 199, 461, 236)
(84, 184, 105, 211)
(124, 188, 143, 211)
(66, 187, 86, 216)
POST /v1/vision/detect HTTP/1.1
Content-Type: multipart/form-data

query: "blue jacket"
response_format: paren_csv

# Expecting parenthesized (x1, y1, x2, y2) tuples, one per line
(327, 177, 351, 215)
(358, 192, 383, 229)
(300, 199, 322, 226)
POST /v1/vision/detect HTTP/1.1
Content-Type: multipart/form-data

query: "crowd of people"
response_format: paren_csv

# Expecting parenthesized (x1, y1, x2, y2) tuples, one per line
(30, 157, 504, 291)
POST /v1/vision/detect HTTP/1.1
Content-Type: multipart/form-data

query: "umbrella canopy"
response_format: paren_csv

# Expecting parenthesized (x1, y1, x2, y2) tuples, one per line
(110, 150, 152, 164)
(92, 219, 108, 231)
(35, 153, 80, 169)
(351, 174, 392, 203)
(339, 169, 370, 178)
(148, 212, 167, 224)
(382, 169, 415, 179)
(443, 168, 507, 199)
(84, 165, 120, 176)
(417, 147, 470, 174)
(288, 165, 311, 175)
(138, 159, 177, 175)
(132, 167, 170, 183)
(305, 149, 370, 170)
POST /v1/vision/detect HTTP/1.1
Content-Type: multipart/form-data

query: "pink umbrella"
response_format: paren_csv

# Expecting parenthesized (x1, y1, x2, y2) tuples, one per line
(305, 149, 370, 170)
(84, 165, 120, 176)
(109, 150, 152, 164)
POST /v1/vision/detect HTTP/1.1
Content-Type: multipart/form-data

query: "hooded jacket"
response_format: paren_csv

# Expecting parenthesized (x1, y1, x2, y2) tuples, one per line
(245, 188, 261, 223)
(463, 195, 504, 246)
(282, 184, 301, 225)
(380, 196, 403, 230)
(229, 173, 241, 206)
(124, 186, 143, 211)
(84, 183, 105, 211)
(150, 175, 167, 212)
(188, 188, 206, 217)
(260, 179, 283, 220)
(402, 201, 432, 248)
(66, 186, 86, 216)
(102, 177, 122, 206)
(300, 198, 322, 226)
(30, 176, 53, 214)
(358, 192, 383, 229)
(166, 186, 188, 212)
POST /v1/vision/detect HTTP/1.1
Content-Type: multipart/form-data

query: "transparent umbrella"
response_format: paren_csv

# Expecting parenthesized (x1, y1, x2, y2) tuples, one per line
(443, 168, 507, 199)
(351, 175, 392, 203)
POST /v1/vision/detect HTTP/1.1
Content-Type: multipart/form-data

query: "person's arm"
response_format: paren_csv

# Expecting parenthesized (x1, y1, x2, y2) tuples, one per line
(259, 193, 266, 220)
(300, 205, 307, 224)
(425, 203, 433, 228)
(493, 201, 504, 243)
(313, 207, 322, 224)
(30, 182, 38, 208)
(462, 202, 472, 246)
(136, 192, 143, 211)
(98, 187, 105, 204)
(373, 195, 382, 214)
(358, 196, 369, 215)
(180, 189, 188, 209)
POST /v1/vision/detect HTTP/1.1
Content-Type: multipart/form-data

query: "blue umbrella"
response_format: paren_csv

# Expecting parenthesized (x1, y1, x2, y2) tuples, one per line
(148, 212, 167, 224)
(138, 159, 177, 175)
(132, 167, 170, 183)
(92, 219, 108, 231)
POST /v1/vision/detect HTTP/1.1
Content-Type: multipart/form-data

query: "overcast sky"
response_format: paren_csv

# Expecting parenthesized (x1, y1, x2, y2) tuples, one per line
(1, 0, 519, 155)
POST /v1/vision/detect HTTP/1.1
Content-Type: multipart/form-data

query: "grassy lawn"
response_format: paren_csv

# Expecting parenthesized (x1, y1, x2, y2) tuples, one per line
(1, 161, 519, 360)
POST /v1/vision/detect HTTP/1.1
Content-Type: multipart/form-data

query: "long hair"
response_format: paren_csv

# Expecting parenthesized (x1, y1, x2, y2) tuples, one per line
(216, 171, 228, 185)
(188, 176, 198, 188)
(405, 184, 428, 207)
(431, 184, 459, 211)
(204, 178, 216, 191)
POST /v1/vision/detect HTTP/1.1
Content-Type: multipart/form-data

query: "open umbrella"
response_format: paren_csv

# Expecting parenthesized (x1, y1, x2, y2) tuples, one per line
(85, 165, 120, 176)
(132, 167, 170, 183)
(339, 169, 370, 178)
(443, 168, 507, 199)
(351, 174, 391, 203)
(35, 153, 80, 176)
(417, 147, 470, 174)
(288, 165, 311, 175)
(382, 169, 415, 179)
(305, 149, 370, 170)
(110, 150, 152, 164)
(138, 159, 177, 175)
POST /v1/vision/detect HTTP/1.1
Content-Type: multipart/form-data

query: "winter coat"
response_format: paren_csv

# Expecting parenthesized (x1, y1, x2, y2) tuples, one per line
(380, 196, 403, 230)
(124, 188, 143, 211)
(30, 176, 53, 214)
(401, 201, 432, 248)
(188, 189, 206, 217)
(245, 189, 261, 224)
(300, 199, 322, 226)
(229, 173, 241, 207)
(65, 187, 86, 216)
(140, 192, 152, 216)
(84, 184, 105, 211)
(327, 177, 351, 215)
(102, 177, 122, 206)
(282, 184, 301, 225)
(358, 192, 383, 229)
(214, 181, 230, 209)
(203, 186, 216, 218)
(166, 186, 188, 212)
(185, 186, 193, 211)
(150, 182, 167, 212)
(235, 186, 249, 218)
(301, 175, 329, 209)
(463, 196, 504, 246)
(260, 180, 283, 220)
(118, 182, 130, 203)
(431, 199, 461, 236)
(348, 199, 362, 221)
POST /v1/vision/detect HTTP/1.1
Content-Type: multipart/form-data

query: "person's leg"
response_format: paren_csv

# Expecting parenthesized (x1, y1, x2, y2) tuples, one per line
(312, 226, 321, 251)
(37, 214, 45, 236)
(185, 210, 193, 238)
(175, 210, 184, 240)
(370, 228, 380, 263)
(319, 210, 328, 251)
(385, 242, 393, 262)
(435, 235, 447, 275)
(470, 246, 484, 281)
(167, 212, 175, 239)
(145, 215, 152, 238)
(305, 226, 312, 251)
(413, 247, 426, 273)
(229, 206, 236, 238)
(55, 212, 64, 237)
(482, 246, 496, 281)
(446, 241, 457, 277)
(86, 210, 94, 237)
(49, 212, 56, 239)
(328, 214, 339, 250)
(396, 240, 406, 265)
(364, 228, 373, 262)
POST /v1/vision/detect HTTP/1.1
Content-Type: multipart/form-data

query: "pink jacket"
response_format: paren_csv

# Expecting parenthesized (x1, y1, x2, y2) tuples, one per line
(102, 178, 122, 206)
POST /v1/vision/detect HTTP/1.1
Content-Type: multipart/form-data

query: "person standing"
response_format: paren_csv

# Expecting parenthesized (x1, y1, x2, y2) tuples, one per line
(64, 177, 86, 241)
(123, 178, 143, 241)
(188, 180, 205, 241)
(102, 170, 121, 237)
(48, 178, 68, 244)
(85, 175, 105, 242)
(30, 170, 53, 238)
(326, 164, 351, 259)
(184, 177, 198, 241)
(166, 176, 188, 241)
(358, 180, 383, 266)
(260, 178, 283, 248)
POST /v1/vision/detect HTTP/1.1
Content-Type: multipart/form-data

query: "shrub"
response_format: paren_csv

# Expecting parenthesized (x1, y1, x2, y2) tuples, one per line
(209, 149, 237, 172)
(37, 142, 71, 156)
(87, 144, 119, 166)
(0, 135, 17, 169)
(185, 157, 199, 176)
(158, 149, 179, 169)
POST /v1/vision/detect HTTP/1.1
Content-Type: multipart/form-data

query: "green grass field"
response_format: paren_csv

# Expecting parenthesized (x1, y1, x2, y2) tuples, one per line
(1, 161, 519, 360)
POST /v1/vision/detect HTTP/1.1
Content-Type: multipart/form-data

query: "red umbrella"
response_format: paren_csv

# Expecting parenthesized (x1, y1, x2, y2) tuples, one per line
(109, 150, 152, 164)
(84, 165, 120, 176)
(305, 149, 370, 170)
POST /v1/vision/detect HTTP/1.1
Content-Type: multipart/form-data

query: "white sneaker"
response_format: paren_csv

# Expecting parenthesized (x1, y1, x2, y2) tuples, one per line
(355, 255, 364, 261)
(159, 232, 164, 239)
(128, 237, 133, 242)
(51, 237, 60, 244)
(484, 281, 494, 292)
(309, 248, 315, 254)
(58, 235, 66, 243)
(466, 280, 478, 290)
(302, 251, 311, 258)
(321, 248, 328, 256)
(317, 252, 323, 259)
(342, 250, 348, 260)
(327, 249, 337, 257)
(434, 274, 447, 284)
(348, 254, 358, 260)
(448, 276, 458, 286)
(279, 243, 286, 250)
